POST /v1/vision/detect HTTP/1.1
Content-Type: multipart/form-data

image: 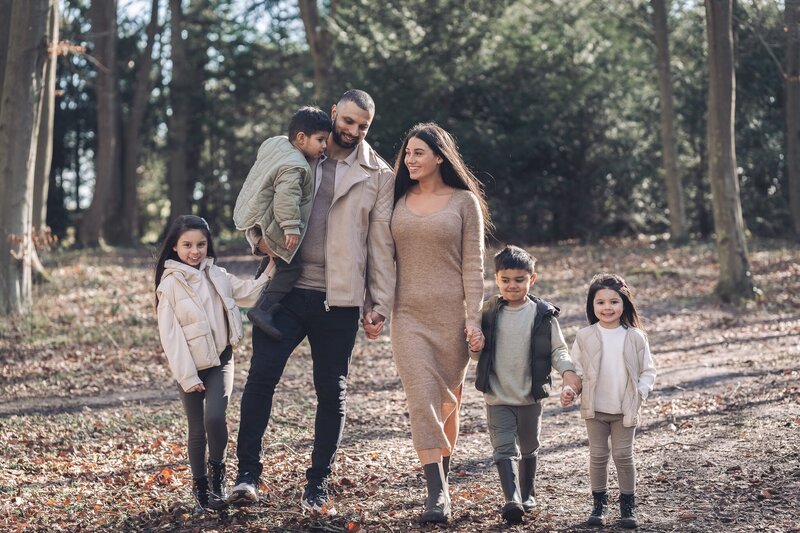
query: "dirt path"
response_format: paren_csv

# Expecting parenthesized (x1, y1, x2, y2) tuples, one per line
(0, 239, 798, 532)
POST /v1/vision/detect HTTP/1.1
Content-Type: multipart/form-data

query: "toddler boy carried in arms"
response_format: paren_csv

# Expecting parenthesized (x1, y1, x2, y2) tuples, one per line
(233, 107, 332, 339)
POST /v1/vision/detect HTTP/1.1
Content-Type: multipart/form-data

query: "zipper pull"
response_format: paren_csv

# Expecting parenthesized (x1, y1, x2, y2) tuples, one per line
(323, 299, 330, 312)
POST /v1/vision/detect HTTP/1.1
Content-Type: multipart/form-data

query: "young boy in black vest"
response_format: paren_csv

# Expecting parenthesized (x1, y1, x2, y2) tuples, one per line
(471, 245, 583, 524)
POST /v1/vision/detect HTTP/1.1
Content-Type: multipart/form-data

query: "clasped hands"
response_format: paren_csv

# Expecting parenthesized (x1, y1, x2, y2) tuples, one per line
(559, 370, 583, 406)
(464, 326, 484, 353)
(362, 310, 385, 340)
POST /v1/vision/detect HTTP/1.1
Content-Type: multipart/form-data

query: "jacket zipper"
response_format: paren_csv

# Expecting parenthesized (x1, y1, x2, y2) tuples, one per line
(320, 151, 370, 312)
(322, 164, 334, 313)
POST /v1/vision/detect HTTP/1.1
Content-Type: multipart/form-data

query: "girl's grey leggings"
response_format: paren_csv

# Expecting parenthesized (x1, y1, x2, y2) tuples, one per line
(584, 411, 637, 494)
(177, 356, 234, 479)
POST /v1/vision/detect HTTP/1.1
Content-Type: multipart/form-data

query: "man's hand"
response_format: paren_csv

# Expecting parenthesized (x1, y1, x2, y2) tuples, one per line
(285, 234, 299, 250)
(362, 310, 385, 340)
(562, 370, 582, 395)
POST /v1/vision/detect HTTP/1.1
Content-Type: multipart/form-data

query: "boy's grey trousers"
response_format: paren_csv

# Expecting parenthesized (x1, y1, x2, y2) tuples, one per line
(486, 402, 543, 463)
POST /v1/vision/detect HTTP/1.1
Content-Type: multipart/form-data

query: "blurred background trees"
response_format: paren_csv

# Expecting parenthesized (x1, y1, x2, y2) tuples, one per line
(1, 0, 795, 312)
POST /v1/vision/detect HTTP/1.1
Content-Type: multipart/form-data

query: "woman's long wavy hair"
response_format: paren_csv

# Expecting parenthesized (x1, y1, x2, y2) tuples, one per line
(153, 215, 216, 305)
(393, 122, 493, 233)
(585, 273, 642, 330)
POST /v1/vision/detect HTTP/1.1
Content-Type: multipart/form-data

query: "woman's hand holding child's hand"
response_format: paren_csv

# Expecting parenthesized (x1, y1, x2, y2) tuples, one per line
(465, 326, 485, 352)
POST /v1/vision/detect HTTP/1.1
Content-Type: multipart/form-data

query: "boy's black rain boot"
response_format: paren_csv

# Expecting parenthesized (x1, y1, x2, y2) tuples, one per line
(247, 301, 284, 341)
(519, 456, 537, 512)
(192, 476, 210, 513)
(207, 460, 228, 510)
(619, 493, 638, 528)
(420, 462, 450, 523)
(587, 490, 608, 526)
(496, 459, 524, 524)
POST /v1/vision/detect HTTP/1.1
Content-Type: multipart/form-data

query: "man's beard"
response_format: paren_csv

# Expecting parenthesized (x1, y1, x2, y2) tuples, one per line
(332, 126, 360, 149)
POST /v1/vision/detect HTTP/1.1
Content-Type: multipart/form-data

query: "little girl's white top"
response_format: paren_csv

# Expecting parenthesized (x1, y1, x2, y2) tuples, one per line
(594, 326, 629, 413)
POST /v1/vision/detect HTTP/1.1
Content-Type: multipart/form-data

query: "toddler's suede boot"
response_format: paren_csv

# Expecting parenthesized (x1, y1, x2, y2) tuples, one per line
(247, 302, 284, 340)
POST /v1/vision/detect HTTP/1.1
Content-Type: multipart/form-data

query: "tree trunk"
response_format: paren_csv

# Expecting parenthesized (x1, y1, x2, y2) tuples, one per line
(704, 0, 755, 302)
(102, 103, 125, 244)
(0, 0, 11, 110)
(113, 0, 160, 245)
(651, 0, 687, 242)
(32, 0, 60, 231)
(74, 119, 82, 213)
(786, 0, 800, 239)
(78, 0, 118, 247)
(298, 0, 337, 104)
(0, 0, 49, 315)
(167, 0, 192, 221)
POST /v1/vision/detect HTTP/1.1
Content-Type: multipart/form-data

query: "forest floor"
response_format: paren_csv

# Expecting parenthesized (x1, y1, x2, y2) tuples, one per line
(0, 237, 798, 532)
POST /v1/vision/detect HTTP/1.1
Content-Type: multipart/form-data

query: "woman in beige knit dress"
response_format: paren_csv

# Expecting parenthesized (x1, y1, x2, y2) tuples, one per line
(380, 122, 491, 523)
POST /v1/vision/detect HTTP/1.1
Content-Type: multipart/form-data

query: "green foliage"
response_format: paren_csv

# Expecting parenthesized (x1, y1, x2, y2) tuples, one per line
(734, 1, 790, 237)
(49, 0, 793, 244)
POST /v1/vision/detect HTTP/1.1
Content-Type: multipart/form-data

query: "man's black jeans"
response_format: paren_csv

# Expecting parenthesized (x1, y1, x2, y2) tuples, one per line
(236, 287, 359, 482)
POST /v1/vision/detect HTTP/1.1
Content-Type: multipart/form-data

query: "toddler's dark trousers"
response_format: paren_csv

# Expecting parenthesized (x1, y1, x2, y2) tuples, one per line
(257, 256, 302, 305)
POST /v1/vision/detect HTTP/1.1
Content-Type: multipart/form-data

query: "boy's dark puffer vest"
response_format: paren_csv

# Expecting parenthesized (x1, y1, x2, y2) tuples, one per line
(475, 294, 557, 400)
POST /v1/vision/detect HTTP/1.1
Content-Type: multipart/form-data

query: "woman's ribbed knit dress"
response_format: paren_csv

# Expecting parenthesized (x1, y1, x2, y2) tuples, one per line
(390, 189, 485, 452)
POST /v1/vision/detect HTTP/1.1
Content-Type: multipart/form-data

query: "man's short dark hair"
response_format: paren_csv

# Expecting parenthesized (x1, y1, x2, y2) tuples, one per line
(338, 89, 375, 114)
(494, 245, 537, 275)
(288, 106, 332, 141)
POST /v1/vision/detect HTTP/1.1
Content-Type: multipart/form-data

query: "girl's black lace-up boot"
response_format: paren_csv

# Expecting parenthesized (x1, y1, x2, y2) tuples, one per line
(207, 460, 228, 510)
(619, 493, 638, 528)
(587, 490, 608, 526)
(192, 476, 211, 513)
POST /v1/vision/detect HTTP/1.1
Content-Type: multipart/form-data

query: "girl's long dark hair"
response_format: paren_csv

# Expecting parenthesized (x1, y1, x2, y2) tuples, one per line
(154, 215, 216, 305)
(586, 273, 642, 330)
(393, 122, 493, 233)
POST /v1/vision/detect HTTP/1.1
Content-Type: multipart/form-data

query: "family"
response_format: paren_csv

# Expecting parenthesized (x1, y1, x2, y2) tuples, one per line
(154, 89, 657, 528)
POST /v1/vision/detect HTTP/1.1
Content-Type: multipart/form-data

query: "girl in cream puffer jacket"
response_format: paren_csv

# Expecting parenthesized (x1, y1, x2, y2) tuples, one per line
(154, 215, 267, 513)
(563, 273, 656, 529)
